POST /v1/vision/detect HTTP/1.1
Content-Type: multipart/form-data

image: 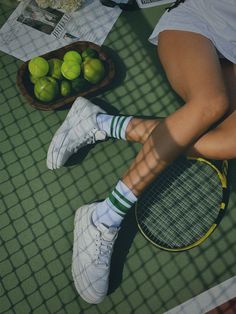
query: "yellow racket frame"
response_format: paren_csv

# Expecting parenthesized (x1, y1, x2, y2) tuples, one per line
(135, 157, 229, 252)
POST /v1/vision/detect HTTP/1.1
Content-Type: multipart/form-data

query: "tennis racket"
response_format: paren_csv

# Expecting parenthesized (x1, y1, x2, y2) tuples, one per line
(135, 157, 229, 252)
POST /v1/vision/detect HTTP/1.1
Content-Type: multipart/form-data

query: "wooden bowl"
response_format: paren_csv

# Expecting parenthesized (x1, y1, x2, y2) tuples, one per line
(16, 41, 115, 110)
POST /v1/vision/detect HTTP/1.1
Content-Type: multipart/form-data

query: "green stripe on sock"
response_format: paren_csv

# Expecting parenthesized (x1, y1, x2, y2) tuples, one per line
(115, 116, 122, 138)
(113, 187, 133, 206)
(110, 116, 117, 138)
(108, 193, 129, 215)
(118, 116, 127, 139)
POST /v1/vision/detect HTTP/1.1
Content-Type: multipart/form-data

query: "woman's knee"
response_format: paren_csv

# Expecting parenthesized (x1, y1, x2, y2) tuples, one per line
(213, 120, 236, 159)
(214, 129, 236, 159)
(192, 93, 229, 124)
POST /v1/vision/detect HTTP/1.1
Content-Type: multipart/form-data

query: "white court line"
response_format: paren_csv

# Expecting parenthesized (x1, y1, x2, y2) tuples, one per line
(165, 275, 236, 314)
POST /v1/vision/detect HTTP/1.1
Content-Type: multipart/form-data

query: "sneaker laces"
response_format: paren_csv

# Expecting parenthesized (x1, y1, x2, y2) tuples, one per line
(95, 225, 118, 266)
(95, 237, 113, 266)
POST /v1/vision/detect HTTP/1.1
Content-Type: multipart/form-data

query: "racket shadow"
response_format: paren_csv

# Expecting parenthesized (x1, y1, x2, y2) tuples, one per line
(108, 206, 138, 294)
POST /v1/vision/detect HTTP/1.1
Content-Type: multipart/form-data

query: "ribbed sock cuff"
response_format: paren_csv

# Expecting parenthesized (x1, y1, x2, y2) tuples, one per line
(107, 180, 137, 217)
(97, 114, 132, 140)
(110, 116, 132, 140)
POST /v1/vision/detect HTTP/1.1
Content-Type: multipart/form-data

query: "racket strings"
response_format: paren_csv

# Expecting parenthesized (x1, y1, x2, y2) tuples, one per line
(149, 182, 220, 244)
(146, 166, 218, 226)
(137, 158, 223, 249)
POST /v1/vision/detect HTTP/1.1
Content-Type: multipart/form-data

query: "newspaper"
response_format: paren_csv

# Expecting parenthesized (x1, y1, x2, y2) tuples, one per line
(0, 0, 122, 61)
(136, 0, 174, 9)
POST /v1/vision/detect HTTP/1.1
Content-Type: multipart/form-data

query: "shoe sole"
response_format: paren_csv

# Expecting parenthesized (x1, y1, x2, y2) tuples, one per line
(47, 97, 90, 170)
(47, 129, 69, 170)
(47, 102, 79, 170)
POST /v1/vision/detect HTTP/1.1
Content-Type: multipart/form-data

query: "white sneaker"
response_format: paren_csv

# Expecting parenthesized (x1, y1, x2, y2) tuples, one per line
(72, 203, 119, 304)
(47, 97, 107, 170)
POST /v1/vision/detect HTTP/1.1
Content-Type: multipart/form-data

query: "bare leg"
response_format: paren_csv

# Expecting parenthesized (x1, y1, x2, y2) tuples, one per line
(121, 31, 230, 196)
(188, 60, 236, 159)
(126, 118, 161, 143)
(126, 60, 236, 160)
(70, 34, 236, 306)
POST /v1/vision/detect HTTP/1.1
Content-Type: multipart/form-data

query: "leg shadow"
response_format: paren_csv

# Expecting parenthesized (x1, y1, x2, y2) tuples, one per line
(108, 206, 138, 294)
(228, 159, 236, 191)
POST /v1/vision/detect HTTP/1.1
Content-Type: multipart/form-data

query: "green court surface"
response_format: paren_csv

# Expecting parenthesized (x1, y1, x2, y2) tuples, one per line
(1, 3, 236, 314)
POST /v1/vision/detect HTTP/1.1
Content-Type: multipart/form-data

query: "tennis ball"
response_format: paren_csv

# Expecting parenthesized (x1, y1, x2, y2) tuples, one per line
(81, 48, 98, 61)
(48, 58, 63, 80)
(71, 77, 89, 92)
(83, 58, 105, 84)
(34, 77, 59, 102)
(28, 56, 49, 78)
(60, 80, 71, 97)
(63, 50, 82, 64)
(30, 74, 40, 84)
(61, 61, 81, 80)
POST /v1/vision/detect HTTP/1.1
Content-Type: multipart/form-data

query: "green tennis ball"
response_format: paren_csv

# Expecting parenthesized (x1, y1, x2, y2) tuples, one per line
(34, 77, 59, 102)
(63, 50, 82, 64)
(81, 48, 98, 61)
(60, 80, 71, 97)
(28, 56, 49, 78)
(71, 77, 89, 92)
(83, 58, 105, 84)
(29, 74, 40, 84)
(61, 61, 81, 80)
(48, 58, 63, 80)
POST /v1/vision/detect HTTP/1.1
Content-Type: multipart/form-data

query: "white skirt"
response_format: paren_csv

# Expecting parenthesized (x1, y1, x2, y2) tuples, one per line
(149, 0, 236, 64)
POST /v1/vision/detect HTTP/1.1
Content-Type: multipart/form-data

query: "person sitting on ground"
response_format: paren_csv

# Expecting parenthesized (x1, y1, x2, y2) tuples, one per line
(46, 0, 236, 304)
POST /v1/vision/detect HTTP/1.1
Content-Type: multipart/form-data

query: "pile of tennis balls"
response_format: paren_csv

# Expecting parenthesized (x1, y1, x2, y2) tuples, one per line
(28, 48, 105, 102)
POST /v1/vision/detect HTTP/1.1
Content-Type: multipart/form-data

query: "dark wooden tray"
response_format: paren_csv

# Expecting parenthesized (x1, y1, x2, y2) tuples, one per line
(16, 41, 115, 111)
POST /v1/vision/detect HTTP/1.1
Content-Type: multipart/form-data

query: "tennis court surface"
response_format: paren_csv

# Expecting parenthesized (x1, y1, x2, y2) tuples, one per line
(1, 2, 236, 313)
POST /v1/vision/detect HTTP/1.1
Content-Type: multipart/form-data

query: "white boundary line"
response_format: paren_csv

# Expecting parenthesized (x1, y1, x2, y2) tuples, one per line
(165, 276, 236, 314)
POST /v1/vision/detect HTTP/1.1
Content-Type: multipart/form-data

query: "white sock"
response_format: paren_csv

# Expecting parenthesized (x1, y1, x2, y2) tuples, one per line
(92, 180, 137, 228)
(97, 114, 132, 140)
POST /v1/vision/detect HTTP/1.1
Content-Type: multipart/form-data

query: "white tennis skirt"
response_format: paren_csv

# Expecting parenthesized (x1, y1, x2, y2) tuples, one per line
(149, 0, 236, 64)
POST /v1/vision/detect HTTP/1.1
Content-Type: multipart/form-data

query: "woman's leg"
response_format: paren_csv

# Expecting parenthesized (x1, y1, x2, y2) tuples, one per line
(71, 31, 231, 303)
(122, 31, 229, 196)
(126, 60, 236, 160)
(188, 60, 236, 159)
